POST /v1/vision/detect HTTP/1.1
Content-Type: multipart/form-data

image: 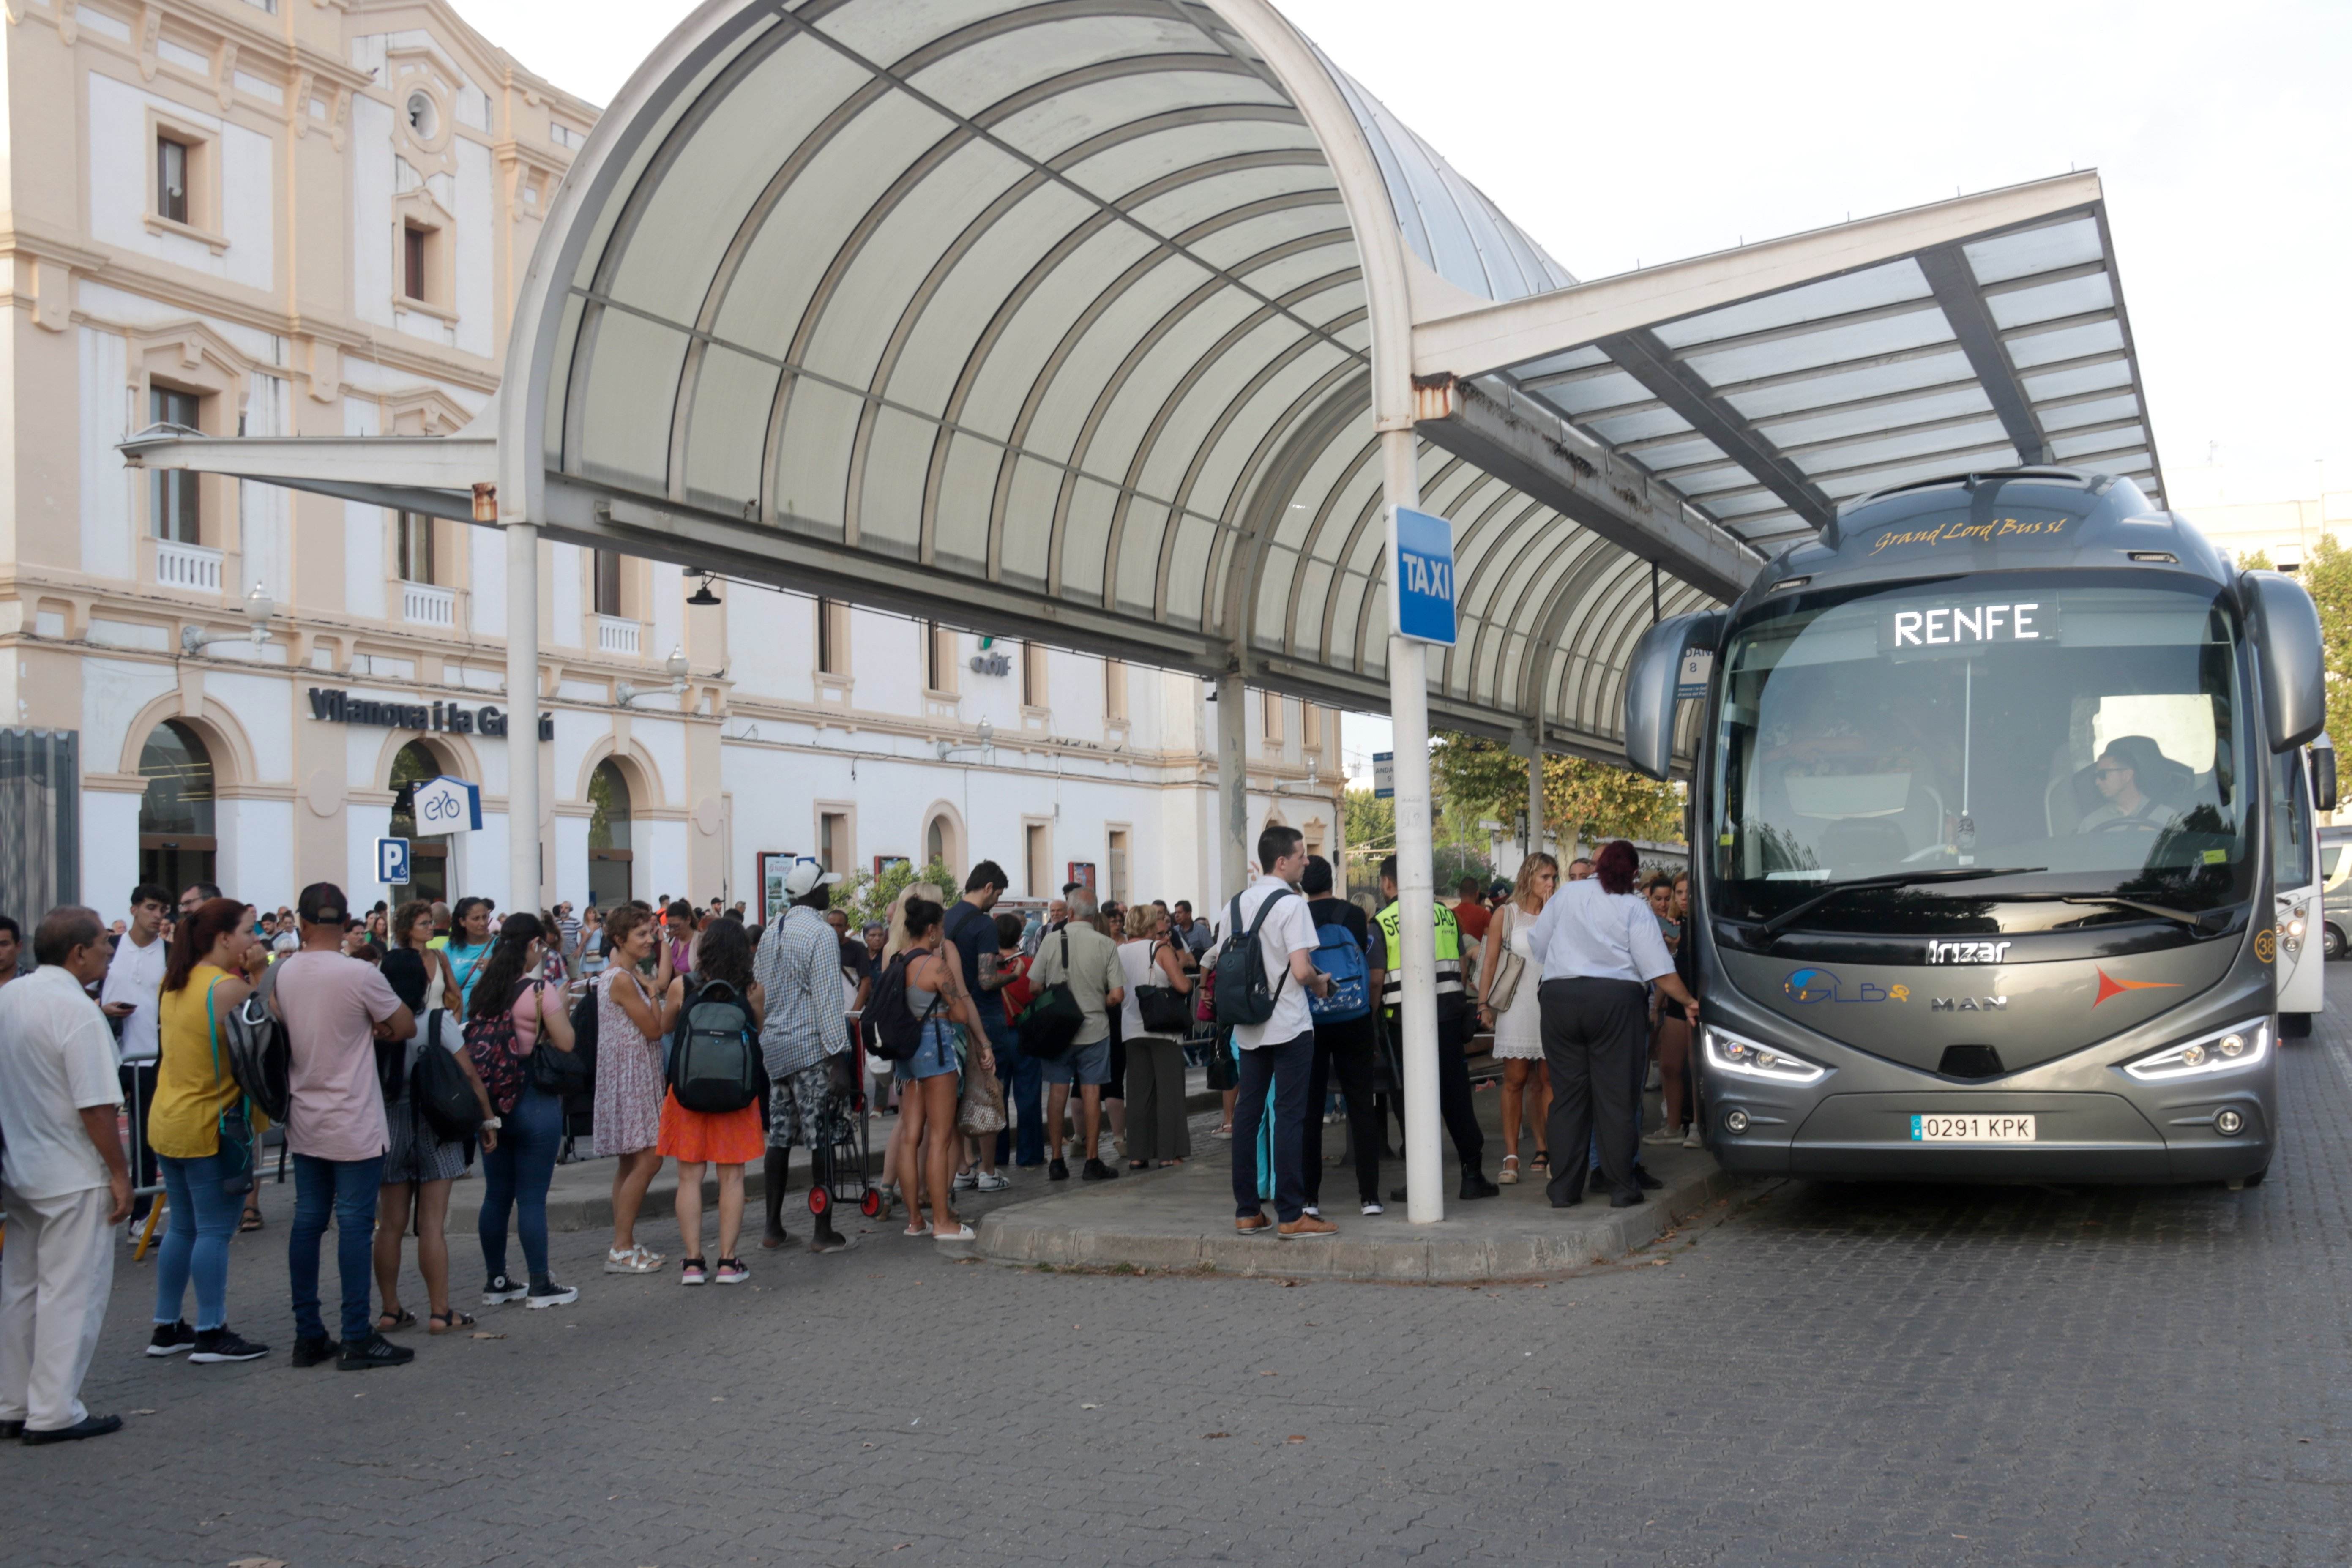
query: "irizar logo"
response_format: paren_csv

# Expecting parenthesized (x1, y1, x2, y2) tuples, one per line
(1926, 940, 2011, 964)
(1930, 996, 2008, 1012)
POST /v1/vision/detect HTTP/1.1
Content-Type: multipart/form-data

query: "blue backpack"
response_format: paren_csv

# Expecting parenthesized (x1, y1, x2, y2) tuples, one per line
(1309, 920, 1371, 1023)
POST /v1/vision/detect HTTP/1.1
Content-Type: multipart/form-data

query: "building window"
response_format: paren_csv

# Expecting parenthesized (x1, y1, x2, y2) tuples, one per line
(1025, 822, 1049, 898)
(157, 137, 191, 225)
(1303, 703, 1324, 751)
(1022, 643, 1047, 709)
(593, 549, 623, 617)
(817, 598, 846, 675)
(403, 224, 433, 304)
(1262, 693, 1284, 743)
(1106, 828, 1129, 905)
(390, 740, 453, 904)
(819, 811, 850, 874)
(924, 622, 956, 695)
(397, 511, 436, 585)
(138, 719, 216, 893)
(587, 759, 633, 908)
(149, 386, 202, 543)
(405, 91, 438, 140)
(1104, 659, 1128, 721)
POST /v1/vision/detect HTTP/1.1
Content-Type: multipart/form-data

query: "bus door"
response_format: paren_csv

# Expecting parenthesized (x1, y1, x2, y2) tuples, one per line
(2274, 744, 2326, 1026)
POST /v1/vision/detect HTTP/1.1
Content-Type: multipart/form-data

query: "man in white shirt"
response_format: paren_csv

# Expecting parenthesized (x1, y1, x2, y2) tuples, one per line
(1218, 826, 1336, 1239)
(98, 882, 170, 1224)
(0, 907, 134, 1444)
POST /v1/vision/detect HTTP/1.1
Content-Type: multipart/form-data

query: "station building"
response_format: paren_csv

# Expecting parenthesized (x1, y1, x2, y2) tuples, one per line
(0, 0, 1341, 926)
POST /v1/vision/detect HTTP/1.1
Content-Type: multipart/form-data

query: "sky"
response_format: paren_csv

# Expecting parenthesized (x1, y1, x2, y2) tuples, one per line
(456, 0, 2352, 784)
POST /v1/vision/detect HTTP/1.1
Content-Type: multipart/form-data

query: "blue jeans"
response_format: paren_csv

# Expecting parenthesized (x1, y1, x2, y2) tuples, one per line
(155, 1151, 243, 1332)
(478, 1083, 563, 1286)
(289, 1153, 385, 1344)
(984, 1014, 1042, 1166)
(1232, 1032, 1315, 1223)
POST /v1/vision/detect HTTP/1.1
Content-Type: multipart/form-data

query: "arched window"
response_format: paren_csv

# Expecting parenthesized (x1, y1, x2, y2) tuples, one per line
(389, 740, 451, 903)
(138, 719, 215, 893)
(922, 810, 961, 883)
(588, 759, 633, 907)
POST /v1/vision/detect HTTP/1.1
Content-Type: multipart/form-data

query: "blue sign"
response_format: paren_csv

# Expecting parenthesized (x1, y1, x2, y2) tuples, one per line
(376, 836, 412, 885)
(1391, 506, 1456, 647)
(410, 776, 483, 834)
(1373, 751, 1395, 800)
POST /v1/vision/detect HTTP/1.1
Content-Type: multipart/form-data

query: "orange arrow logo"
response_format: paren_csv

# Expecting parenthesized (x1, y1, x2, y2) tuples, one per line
(2093, 968, 2182, 1007)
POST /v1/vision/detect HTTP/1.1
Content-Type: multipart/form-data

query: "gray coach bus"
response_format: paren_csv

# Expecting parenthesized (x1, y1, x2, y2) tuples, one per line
(1625, 468, 2327, 1186)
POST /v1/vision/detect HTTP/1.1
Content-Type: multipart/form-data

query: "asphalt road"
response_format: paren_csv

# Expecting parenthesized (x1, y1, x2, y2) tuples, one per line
(10, 974, 2352, 1567)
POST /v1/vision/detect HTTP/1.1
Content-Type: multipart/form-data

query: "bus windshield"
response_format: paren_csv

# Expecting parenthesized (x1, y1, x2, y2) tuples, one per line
(1709, 573, 2254, 934)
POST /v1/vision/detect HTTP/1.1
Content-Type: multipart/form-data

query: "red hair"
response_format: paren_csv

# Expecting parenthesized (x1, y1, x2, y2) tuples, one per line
(1595, 840, 1641, 896)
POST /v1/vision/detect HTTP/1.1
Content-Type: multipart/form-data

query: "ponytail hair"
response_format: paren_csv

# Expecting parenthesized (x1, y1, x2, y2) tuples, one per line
(467, 912, 548, 1021)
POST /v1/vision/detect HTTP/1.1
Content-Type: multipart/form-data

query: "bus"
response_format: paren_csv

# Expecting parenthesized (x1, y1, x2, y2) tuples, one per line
(1625, 467, 2326, 1187)
(2273, 738, 2333, 1031)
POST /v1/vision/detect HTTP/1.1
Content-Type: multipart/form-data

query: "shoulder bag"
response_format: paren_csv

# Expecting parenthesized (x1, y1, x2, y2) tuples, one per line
(1134, 941, 1192, 1035)
(1011, 929, 1085, 1060)
(1483, 904, 1527, 1014)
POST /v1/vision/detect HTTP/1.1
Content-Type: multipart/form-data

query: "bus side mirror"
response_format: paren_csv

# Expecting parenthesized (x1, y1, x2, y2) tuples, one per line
(2314, 737, 2338, 814)
(2241, 571, 2326, 753)
(1623, 610, 1726, 781)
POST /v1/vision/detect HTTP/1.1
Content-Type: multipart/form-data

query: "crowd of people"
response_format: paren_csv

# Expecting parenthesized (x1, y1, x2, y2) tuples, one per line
(0, 833, 1696, 1444)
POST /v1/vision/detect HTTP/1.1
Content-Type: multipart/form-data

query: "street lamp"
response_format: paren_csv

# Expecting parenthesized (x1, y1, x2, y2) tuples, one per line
(617, 646, 694, 708)
(178, 582, 275, 654)
(936, 716, 994, 762)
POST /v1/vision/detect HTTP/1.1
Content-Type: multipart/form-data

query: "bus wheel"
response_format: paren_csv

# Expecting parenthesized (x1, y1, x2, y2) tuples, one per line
(2325, 925, 2346, 962)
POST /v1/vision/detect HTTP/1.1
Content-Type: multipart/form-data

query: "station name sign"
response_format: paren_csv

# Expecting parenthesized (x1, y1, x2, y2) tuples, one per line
(306, 687, 553, 741)
(1880, 601, 2061, 651)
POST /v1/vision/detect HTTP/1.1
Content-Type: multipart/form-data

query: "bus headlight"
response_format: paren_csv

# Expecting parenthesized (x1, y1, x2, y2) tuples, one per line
(2282, 904, 2308, 960)
(1703, 1024, 1829, 1086)
(2123, 1018, 2271, 1082)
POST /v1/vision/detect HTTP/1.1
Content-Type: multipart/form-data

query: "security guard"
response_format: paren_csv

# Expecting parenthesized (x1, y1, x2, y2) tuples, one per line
(1367, 854, 1498, 1202)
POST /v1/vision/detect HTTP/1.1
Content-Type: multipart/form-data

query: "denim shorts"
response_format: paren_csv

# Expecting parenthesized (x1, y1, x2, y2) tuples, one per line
(897, 1019, 962, 1083)
(1040, 1035, 1112, 1087)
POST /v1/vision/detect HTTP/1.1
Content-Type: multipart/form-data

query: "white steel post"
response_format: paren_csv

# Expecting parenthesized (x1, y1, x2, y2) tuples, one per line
(1218, 667, 1249, 914)
(1382, 426, 1445, 1224)
(504, 518, 541, 916)
(1527, 747, 1546, 860)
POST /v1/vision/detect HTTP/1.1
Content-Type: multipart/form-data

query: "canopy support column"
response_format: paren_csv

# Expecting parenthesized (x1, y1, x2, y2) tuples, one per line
(504, 518, 541, 917)
(1382, 426, 1445, 1225)
(1527, 749, 1546, 863)
(1218, 667, 1248, 911)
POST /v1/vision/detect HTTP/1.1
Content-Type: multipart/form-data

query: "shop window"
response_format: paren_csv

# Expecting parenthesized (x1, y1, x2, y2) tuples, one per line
(390, 740, 452, 904)
(587, 759, 633, 907)
(397, 511, 437, 585)
(148, 387, 202, 543)
(138, 719, 216, 893)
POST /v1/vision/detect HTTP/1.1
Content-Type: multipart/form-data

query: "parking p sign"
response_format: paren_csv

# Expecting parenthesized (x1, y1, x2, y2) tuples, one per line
(377, 836, 412, 885)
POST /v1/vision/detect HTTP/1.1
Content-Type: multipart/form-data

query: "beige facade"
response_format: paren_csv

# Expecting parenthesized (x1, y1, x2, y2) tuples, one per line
(0, 0, 1340, 921)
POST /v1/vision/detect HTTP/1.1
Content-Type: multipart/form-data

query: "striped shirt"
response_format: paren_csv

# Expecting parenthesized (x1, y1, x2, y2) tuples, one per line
(754, 905, 844, 1078)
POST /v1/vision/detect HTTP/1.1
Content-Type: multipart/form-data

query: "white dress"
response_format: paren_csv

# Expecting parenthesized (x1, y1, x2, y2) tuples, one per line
(1489, 904, 1544, 1061)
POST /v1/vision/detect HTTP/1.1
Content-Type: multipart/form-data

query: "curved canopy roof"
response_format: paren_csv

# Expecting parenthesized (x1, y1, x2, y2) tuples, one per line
(124, 0, 2166, 761)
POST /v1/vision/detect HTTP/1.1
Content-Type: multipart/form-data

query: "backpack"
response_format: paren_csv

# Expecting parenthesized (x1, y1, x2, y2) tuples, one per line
(221, 989, 291, 1124)
(564, 980, 600, 1098)
(863, 950, 943, 1063)
(411, 1013, 486, 1142)
(463, 989, 528, 1116)
(668, 979, 761, 1113)
(1308, 918, 1371, 1023)
(1212, 888, 1295, 1028)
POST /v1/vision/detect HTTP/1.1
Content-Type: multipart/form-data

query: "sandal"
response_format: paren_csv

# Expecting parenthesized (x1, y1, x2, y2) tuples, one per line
(1531, 1150, 1549, 1176)
(1497, 1154, 1520, 1186)
(239, 1208, 264, 1233)
(377, 1308, 418, 1333)
(428, 1309, 476, 1335)
(932, 1222, 976, 1242)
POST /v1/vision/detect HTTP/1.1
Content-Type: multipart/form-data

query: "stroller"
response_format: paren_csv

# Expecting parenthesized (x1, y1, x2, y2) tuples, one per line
(807, 1052, 882, 1223)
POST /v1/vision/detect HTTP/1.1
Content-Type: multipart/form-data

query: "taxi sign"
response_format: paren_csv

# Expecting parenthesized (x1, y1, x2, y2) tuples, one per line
(1390, 506, 1456, 647)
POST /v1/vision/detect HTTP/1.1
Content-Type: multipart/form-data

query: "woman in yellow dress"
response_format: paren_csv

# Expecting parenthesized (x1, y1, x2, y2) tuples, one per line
(146, 898, 270, 1363)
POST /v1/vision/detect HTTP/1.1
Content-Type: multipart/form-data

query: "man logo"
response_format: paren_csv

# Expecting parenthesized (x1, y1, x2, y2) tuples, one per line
(1930, 996, 2008, 1012)
(1785, 969, 1910, 1004)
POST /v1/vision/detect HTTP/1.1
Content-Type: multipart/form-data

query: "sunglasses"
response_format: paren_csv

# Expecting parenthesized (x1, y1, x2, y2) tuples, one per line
(2093, 765, 2131, 779)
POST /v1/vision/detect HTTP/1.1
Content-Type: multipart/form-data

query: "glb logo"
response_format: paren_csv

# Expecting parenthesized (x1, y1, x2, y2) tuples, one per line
(1926, 940, 2011, 964)
(1930, 996, 2008, 1012)
(1785, 968, 1909, 1004)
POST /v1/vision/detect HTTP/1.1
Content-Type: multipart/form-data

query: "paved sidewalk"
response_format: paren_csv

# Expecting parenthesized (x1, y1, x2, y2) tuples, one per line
(973, 1075, 1735, 1282)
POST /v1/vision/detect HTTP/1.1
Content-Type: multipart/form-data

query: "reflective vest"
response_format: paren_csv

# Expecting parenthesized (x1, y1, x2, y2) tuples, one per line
(1374, 900, 1465, 1016)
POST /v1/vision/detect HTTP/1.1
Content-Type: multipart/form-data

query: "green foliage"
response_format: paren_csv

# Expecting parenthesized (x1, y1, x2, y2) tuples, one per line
(2300, 533, 2352, 747)
(1429, 732, 1685, 849)
(2242, 548, 2274, 571)
(1343, 788, 1394, 852)
(829, 857, 958, 929)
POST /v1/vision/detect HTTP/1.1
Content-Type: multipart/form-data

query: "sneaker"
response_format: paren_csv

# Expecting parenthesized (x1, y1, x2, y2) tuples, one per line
(145, 1319, 196, 1358)
(336, 1333, 415, 1371)
(1683, 1126, 1702, 1149)
(482, 1274, 529, 1306)
(289, 1336, 339, 1369)
(604, 1246, 663, 1274)
(1361, 1201, 1384, 1216)
(713, 1257, 750, 1285)
(1643, 1125, 1686, 1146)
(190, 1326, 270, 1364)
(953, 1168, 978, 1191)
(526, 1281, 579, 1309)
(1278, 1215, 1339, 1239)
(975, 1171, 1012, 1193)
(1080, 1158, 1118, 1181)
(1049, 1158, 1070, 1182)
(679, 1257, 708, 1287)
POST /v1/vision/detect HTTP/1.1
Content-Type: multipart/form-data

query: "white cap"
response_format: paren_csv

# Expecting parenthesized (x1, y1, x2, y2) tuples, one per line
(783, 860, 842, 898)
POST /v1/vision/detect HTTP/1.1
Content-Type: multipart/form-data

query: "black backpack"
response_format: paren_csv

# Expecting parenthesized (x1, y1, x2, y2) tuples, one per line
(863, 951, 942, 1063)
(221, 989, 291, 1125)
(1213, 888, 1295, 1028)
(667, 980, 762, 1113)
(411, 1013, 486, 1142)
(564, 980, 600, 1096)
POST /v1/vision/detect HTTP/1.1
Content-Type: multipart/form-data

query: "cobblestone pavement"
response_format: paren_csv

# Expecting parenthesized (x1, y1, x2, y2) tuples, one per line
(12, 980, 2352, 1568)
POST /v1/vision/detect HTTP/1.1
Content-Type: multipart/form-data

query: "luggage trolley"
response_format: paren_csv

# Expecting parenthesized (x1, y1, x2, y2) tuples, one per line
(808, 1052, 882, 1223)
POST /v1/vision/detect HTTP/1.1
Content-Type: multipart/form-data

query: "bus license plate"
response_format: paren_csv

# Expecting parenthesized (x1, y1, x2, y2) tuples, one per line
(1911, 1114, 2035, 1142)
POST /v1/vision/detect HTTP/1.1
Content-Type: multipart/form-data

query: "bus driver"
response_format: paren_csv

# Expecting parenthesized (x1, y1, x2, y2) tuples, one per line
(2077, 735, 2180, 835)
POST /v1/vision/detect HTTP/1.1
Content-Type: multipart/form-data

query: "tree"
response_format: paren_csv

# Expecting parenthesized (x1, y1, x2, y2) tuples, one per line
(829, 857, 959, 932)
(2300, 533, 2352, 747)
(1429, 732, 1685, 849)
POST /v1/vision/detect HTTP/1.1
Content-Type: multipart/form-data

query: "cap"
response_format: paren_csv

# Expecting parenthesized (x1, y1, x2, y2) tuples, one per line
(297, 882, 347, 925)
(782, 860, 843, 898)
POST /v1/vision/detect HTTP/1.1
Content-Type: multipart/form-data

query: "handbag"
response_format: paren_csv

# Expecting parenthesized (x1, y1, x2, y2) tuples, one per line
(1011, 929, 1085, 1061)
(1135, 941, 1192, 1035)
(1484, 905, 1527, 1014)
(956, 1046, 1007, 1136)
(1203, 1028, 1237, 1091)
(202, 980, 256, 1196)
(526, 979, 591, 1098)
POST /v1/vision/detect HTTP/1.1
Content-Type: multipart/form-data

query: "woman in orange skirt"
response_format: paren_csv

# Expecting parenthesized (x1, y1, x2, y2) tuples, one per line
(656, 919, 766, 1286)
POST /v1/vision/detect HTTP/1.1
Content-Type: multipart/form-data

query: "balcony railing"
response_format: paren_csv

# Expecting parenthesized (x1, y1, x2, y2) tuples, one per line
(596, 615, 641, 656)
(402, 581, 457, 629)
(155, 539, 223, 594)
